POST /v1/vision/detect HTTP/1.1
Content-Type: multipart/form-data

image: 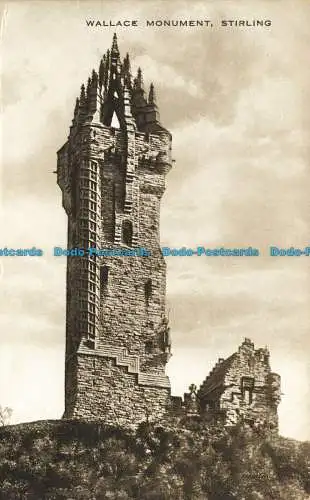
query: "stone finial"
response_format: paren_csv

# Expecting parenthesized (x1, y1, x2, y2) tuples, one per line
(91, 69, 98, 86)
(123, 53, 131, 73)
(184, 385, 199, 415)
(148, 83, 157, 105)
(239, 338, 255, 352)
(111, 32, 119, 56)
(80, 84, 86, 105)
(244, 338, 253, 345)
(78, 85, 87, 122)
(135, 67, 144, 91)
(86, 77, 92, 98)
(189, 383, 197, 395)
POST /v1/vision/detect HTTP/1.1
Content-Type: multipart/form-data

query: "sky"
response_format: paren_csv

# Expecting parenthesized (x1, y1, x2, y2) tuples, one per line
(0, 0, 310, 441)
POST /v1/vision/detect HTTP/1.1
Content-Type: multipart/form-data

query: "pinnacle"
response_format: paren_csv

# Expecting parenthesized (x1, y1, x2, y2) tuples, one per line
(80, 84, 86, 103)
(111, 32, 119, 54)
(123, 52, 131, 72)
(135, 67, 144, 90)
(148, 83, 156, 105)
(91, 69, 98, 86)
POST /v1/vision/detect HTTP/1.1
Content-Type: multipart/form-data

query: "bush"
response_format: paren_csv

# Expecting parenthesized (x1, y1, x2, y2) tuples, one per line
(0, 419, 309, 499)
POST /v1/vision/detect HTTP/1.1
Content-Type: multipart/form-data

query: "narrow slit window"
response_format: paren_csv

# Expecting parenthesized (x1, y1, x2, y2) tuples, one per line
(145, 279, 152, 307)
(100, 266, 109, 292)
(122, 220, 133, 246)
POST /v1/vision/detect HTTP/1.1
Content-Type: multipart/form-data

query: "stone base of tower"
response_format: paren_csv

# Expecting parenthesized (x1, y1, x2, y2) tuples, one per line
(63, 349, 172, 427)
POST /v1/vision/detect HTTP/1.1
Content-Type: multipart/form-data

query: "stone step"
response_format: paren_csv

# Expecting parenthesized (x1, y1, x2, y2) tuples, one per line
(78, 343, 170, 389)
(138, 372, 170, 389)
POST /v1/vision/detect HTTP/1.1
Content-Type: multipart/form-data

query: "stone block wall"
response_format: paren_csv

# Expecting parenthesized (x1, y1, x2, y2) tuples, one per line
(58, 115, 173, 424)
(58, 37, 281, 432)
(65, 353, 171, 427)
(197, 339, 281, 431)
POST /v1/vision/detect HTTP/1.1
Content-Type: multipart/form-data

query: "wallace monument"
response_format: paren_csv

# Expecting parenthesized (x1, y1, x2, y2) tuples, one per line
(57, 35, 281, 430)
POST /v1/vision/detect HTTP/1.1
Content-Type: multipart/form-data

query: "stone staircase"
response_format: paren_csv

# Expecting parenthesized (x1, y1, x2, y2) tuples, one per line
(78, 343, 170, 389)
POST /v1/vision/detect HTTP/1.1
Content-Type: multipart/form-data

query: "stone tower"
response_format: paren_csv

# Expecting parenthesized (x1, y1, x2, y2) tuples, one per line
(57, 35, 173, 426)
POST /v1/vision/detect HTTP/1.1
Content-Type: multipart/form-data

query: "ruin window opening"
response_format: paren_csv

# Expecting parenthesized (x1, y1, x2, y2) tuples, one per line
(241, 376, 254, 405)
(244, 389, 252, 405)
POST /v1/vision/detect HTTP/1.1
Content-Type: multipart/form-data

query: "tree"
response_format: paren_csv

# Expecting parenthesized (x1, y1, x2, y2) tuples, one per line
(0, 405, 12, 426)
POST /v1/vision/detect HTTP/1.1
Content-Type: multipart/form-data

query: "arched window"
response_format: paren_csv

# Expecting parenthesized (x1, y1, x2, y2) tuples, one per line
(145, 279, 152, 307)
(111, 111, 120, 129)
(100, 266, 109, 292)
(122, 220, 133, 246)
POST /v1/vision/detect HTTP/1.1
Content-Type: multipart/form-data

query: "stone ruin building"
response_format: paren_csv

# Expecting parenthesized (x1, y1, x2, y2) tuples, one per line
(57, 35, 281, 430)
(195, 338, 281, 430)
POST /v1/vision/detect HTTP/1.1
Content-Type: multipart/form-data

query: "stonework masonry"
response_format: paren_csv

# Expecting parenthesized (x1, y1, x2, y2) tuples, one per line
(196, 338, 281, 431)
(57, 35, 173, 426)
(57, 35, 281, 431)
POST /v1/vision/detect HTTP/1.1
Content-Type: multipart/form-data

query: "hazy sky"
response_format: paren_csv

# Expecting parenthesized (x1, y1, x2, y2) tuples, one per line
(1, 0, 309, 441)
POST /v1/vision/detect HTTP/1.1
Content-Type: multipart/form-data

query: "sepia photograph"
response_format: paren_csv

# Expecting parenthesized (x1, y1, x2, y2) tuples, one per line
(0, 1, 309, 498)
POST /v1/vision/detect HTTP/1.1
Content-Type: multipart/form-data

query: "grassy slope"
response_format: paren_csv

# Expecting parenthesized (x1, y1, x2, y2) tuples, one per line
(0, 419, 309, 500)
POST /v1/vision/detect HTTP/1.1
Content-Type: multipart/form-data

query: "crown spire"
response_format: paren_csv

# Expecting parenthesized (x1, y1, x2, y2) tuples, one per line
(70, 35, 167, 133)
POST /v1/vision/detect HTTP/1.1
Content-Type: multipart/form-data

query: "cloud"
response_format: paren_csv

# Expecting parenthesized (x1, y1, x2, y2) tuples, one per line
(0, 197, 66, 345)
(133, 55, 202, 97)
